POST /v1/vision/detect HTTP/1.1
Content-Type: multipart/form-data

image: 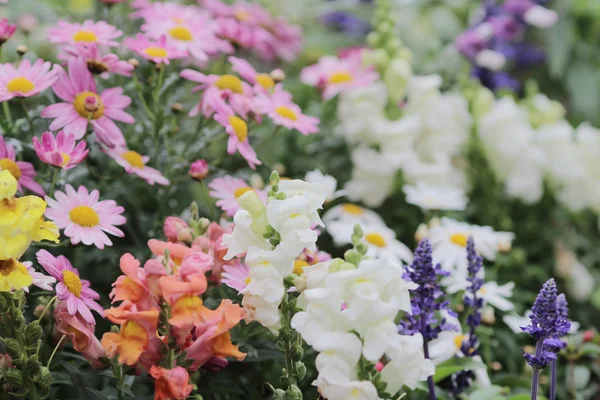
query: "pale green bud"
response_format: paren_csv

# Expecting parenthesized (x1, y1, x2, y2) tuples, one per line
(471, 86, 495, 120)
(237, 191, 269, 238)
(384, 58, 412, 104)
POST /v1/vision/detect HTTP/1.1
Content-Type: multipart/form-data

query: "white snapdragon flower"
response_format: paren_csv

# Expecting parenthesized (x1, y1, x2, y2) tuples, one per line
(344, 147, 397, 207)
(304, 170, 338, 202)
(222, 210, 271, 260)
(381, 334, 435, 392)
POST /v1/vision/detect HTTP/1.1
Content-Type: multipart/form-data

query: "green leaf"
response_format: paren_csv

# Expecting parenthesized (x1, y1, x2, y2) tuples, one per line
(85, 388, 110, 400)
(579, 343, 600, 357)
(547, 16, 575, 78)
(117, 382, 135, 398)
(574, 365, 591, 389)
(507, 394, 547, 400)
(566, 62, 600, 121)
(468, 385, 506, 400)
(433, 358, 486, 383)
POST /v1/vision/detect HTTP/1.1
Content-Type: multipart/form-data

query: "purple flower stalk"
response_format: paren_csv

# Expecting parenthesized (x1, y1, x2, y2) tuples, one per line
(400, 239, 455, 400)
(320, 12, 371, 38)
(521, 279, 570, 400)
(455, 0, 556, 92)
(451, 237, 484, 395)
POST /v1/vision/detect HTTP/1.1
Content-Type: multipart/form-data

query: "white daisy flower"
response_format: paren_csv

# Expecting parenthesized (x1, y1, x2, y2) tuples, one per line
(403, 181, 468, 211)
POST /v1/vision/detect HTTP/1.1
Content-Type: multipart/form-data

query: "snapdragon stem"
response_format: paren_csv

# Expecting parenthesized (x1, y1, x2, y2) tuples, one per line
(47, 334, 67, 368)
(112, 358, 124, 400)
(530, 340, 544, 400)
(550, 359, 557, 400)
(7, 295, 38, 400)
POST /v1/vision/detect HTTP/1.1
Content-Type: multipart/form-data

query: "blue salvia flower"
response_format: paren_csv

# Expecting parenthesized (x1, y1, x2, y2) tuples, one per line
(548, 293, 571, 400)
(399, 238, 456, 400)
(320, 12, 371, 38)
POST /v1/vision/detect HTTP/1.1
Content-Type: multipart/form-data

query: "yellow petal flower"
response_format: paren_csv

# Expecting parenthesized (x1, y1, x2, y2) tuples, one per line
(0, 259, 32, 292)
(0, 170, 17, 200)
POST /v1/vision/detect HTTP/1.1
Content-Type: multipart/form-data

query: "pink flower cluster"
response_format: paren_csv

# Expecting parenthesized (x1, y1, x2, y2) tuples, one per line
(181, 56, 319, 169)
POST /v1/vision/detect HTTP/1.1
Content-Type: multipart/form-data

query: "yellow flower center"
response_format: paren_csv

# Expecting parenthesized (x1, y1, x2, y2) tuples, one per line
(73, 91, 104, 119)
(62, 270, 82, 297)
(144, 47, 168, 58)
(228, 116, 248, 142)
(293, 259, 309, 275)
(450, 233, 469, 248)
(0, 159, 21, 180)
(275, 106, 297, 121)
(122, 151, 145, 169)
(234, 186, 253, 199)
(69, 205, 100, 228)
(72, 30, 98, 43)
(60, 153, 71, 167)
(479, 287, 487, 295)
(255, 73, 275, 89)
(169, 26, 193, 41)
(234, 9, 250, 21)
(365, 233, 386, 248)
(341, 204, 363, 215)
(214, 75, 244, 94)
(6, 77, 35, 93)
(454, 334, 468, 350)
(244, 277, 251, 285)
(328, 72, 353, 84)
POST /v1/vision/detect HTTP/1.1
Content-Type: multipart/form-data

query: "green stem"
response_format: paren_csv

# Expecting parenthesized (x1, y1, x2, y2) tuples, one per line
(20, 99, 33, 129)
(47, 334, 66, 368)
(30, 239, 70, 248)
(48, 168, 60, 198)
(112, 358, 125, 400)
(199, 181, 216, 220)
(8, 295, 39, 400)
(2, 101, 13, 133)
(132, 72, 155, 121)
(152, 66, 166, 168)
(37, 296, 57, 323)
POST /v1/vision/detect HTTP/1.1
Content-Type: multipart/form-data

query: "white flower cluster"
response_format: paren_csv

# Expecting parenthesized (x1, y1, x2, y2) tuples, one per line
(336, 74, 472, 209)
(291, 256, 434, 400)
(222, 177, 328, 332)
(478, 93, 600, 214)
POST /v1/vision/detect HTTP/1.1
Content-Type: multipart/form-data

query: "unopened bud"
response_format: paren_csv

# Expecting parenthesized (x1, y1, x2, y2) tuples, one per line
(171, 103, 184, 114)
(33, 304, 48, 319)
(18, 14, 38, 35)
(26, 356, 42, 381)
(189, 159, 209, 180)
(415, 223, 428, 242)
(285, 384, 303, 400)
(0, 354, 12, 370)
(344, 249, 361, 266)
(128, 58, 140, 68)
(293, 275, 307, 292)
(295, 363, 307, 380)
(290, 345, 303, 362)
(16, 45, 27, 56)
(270, 68, 285, 82)
(5, 368, 23, 387)
(25, 321, 43, 345)
(2, 338, 20, 358)
(481, 306, 496, 325)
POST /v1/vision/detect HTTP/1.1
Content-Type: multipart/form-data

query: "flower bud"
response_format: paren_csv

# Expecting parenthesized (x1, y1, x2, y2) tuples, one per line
(293, 275, 307, 292)
(5, 368, 23, 387)
(270, 68, 285, 83)
(33, 304, 49, 319)
(16, 45, 27, 56)
(583, 330, 595, 343)
(18, 14, 38, 35)
(290, 345, 303, 362)
(285, 384, 303, 400)
(128, 58, 139, 68)
(375, 361, 384, 372)
(164, 217, 192, 243)
(25, 357, 42, 381)
(25, 321, 43, 345)
(238, 191, 269, 238)
(344, 249, 361, 266)
(481, 306, 495, 325)
(0, 354, 12, 370)
(269, 170, 280, 185)
(2, 338, 20, 358)
(295, 363, 307, 380)
(0, 295, 8, 313)
(491, 361, 503, 371)
(189, 159, 209, 180)
(171, 103, 184, 114)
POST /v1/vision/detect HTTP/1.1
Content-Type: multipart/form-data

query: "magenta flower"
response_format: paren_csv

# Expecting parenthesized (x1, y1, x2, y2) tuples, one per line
(23, 262, 56, 293)
(103, 147, 170, 186)
(210, 92, 261, 170)
(0, 136, 44, 196)
(45, 185, 126, 249)
(41, 58, 133, 147)
(0, 59, 58, 102)
(261, 85, 319, 135)
(0, 18, 16, 44)
(36, 250, 104, 324)
(32, 131, 89, 170)
(189, 159, 209, 180)
(48, 20, 122, 48)
(301, 53, 379, 100)
(60, 43, 133, 78)
(125, 34, 187, 65)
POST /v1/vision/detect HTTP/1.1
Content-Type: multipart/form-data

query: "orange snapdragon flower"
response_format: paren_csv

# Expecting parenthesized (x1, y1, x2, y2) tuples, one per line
(186, 299, 246, 370)
(110, 254, 158, 310)
(150, 366, 193, 400)
(159, 266, 208, 329)
(101, 302, 161, 366)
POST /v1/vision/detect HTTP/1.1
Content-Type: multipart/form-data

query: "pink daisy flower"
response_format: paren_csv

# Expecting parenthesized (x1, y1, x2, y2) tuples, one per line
(301, 53, 379, 100)
(103, 147, 170, 186)
(32, 131, 89, 170)
(211, 93, 261, 170)
(41, 57, 133, 147)
(125, 34, 187, 65)
(48, 20, 122, 48)
(228, 56, 275, 92)
(262, 85, 320, 135)
(45, 185, 126, 249)
(180, 69, 254, 118)
(0, 136, 44, 196)
(36, 250, 104, 324)
(0, 18, 16, 44)
(0, 59, 58, 102)
(139, 3, 232, 62)
(60, 43, 133, 78)
(23, 262, 56, 293)
(215, 17, 258, 50)
(221, 262, 249, 294)
(208, 175, 266, 217)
